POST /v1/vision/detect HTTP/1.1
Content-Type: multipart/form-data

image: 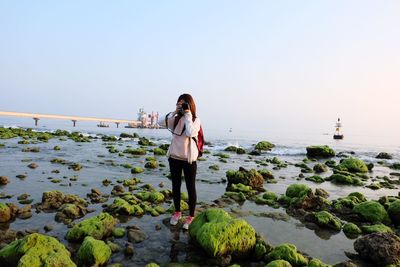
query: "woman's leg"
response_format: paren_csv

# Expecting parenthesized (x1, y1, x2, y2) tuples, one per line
(183, 161, 197, 217)
(169, 158, 183, 211)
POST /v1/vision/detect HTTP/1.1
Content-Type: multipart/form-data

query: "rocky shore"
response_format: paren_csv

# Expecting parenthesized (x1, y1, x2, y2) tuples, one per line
(1, 126, 400, 266)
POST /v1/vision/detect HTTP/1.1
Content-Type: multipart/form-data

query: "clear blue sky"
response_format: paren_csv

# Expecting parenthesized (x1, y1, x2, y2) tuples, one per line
(1, 1, 399, 136)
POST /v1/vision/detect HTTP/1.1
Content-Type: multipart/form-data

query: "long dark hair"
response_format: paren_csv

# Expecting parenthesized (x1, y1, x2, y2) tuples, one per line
(174, 93, 197, 128)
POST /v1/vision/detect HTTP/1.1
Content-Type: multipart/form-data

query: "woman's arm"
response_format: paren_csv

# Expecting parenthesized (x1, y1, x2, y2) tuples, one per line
(183, 112, 201, 137)
(158, 111, 176, 130)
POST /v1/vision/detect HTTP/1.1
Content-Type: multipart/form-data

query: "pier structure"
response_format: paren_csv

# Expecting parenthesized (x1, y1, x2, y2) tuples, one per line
(0, 111, 140, 128)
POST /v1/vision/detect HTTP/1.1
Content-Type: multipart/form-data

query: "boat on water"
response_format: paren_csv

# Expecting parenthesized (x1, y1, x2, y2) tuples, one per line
(97, 122, 109, 128)
(333, 118, 344, 139)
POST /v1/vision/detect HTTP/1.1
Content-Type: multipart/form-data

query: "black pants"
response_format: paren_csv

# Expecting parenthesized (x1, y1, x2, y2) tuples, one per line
(168, 157, 197, 217)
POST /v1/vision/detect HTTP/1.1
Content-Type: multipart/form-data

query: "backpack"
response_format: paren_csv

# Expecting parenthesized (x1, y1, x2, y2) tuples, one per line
(193, 126, 204, 157)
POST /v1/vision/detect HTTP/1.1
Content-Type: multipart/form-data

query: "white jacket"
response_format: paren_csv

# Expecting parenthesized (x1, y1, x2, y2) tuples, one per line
(158, 111, 201, 164)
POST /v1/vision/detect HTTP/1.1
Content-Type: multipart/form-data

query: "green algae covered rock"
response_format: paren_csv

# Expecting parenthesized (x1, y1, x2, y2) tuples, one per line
(313, 163, 328, 173)
(285, 184, 311, 198)
(66, 212, 117, 242)
(77, 236, 111, 266)
(310, 211, 342, 231)
(307, 258, 332, 267)
(123, 147, 147, 155)
(306, 145, 335, 158)
(229, 183, 253, 193)
(0, 202, 11, 223)
(145, 160, 158, 169)
(153, 147, 166, 155)
(265, 259, 292, 267)
(259, 169, 275, 180)
(266, 243, 308, 266)
(145, 263, 160, 267)
(255, 141, 275, 151)
(337, 158, 369, 173)
(189, 208, 256, 258)
(361, 224, 393, 234)
(343, 223, 362, 236)
(112, 227, 126, 238)
(148, 191, 165, 203)
(305, 175, 325, 183)
(333, 192, 367, 212)
(106, 198, 144, 216)
(106, 198, 135, 215)
(327, 174, 363, 186)
(388, 200, 400, 226)
(0, 233, 76, 267)
(353, 201, 390, 224)
(226, 167, 264, 189)
(167, 200, 189, 212)
(131, 167, 144, 174)
(224, 191, 247, 202)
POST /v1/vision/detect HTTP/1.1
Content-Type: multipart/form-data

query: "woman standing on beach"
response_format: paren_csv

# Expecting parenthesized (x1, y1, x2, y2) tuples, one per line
(159, 93, 201, 230)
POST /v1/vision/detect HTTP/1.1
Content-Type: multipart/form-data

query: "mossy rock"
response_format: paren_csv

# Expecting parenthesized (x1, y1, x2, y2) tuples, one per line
(148, 192, 165, 203)
(167, 200, 189, 212)
(306, 145, 335, 158)
(77, 236, 111, 266)
(228, 183, 252, 193)
(305, 175, 325, 183)
(224, 192, 247, 202)
(388, 200, 400, 226)
(189, 208, 256, 258)
(285, 184, 311, 198)
(138, 137, 156, 146)
(307, 258, 332, 267)
(66, 212, 117, 242)
(121, 163, 133, 169)
(255, 141, 275, 151)
(131, 167, 144, 174)
(343, 223, 362, 237)
(214, 152, 230, 159)
(0, 233, 76, 267)
(236, 148, 246, 154)
(159, 144, 170, 150)
(313, 164, 328, 173)
(226, 167, 264, 189)
(259, 169, 274, 180)
(325, 160, 336, 168)
(0, 202, 11, 223)
(307, 211, 342, 231)
(123, 178, 141, 187)
(361, 224, 393, 234)
(224, 146, 238, 152)
(265, 259, 292, 267)
(327, 174, 363, 185)
(209, 165, 220, 171)
(353, 201, 390, 224)
(112, 227, 126, 238)
(106, 198, 136, 215)
(337, 158, 369, 173)
(266, 243, 308, 266)
(376, 152, 392, 159)
(153, 148, 167, 155)
(123, 148, 147, 155)
(145, 263, 161, 267)
(255, 192, 278, 206)
(145, 160, 158, 169)
(333, 192, 367, 212)
(391, 163, 400, 170)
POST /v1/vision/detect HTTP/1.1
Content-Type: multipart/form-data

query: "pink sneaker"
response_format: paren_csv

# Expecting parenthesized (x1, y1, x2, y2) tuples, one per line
(170, 211, 182, 226)
(182, 216, 194, 230)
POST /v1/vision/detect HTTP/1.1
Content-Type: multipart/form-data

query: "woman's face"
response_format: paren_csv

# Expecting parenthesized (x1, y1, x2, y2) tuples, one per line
(176, 99, 185, 108)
